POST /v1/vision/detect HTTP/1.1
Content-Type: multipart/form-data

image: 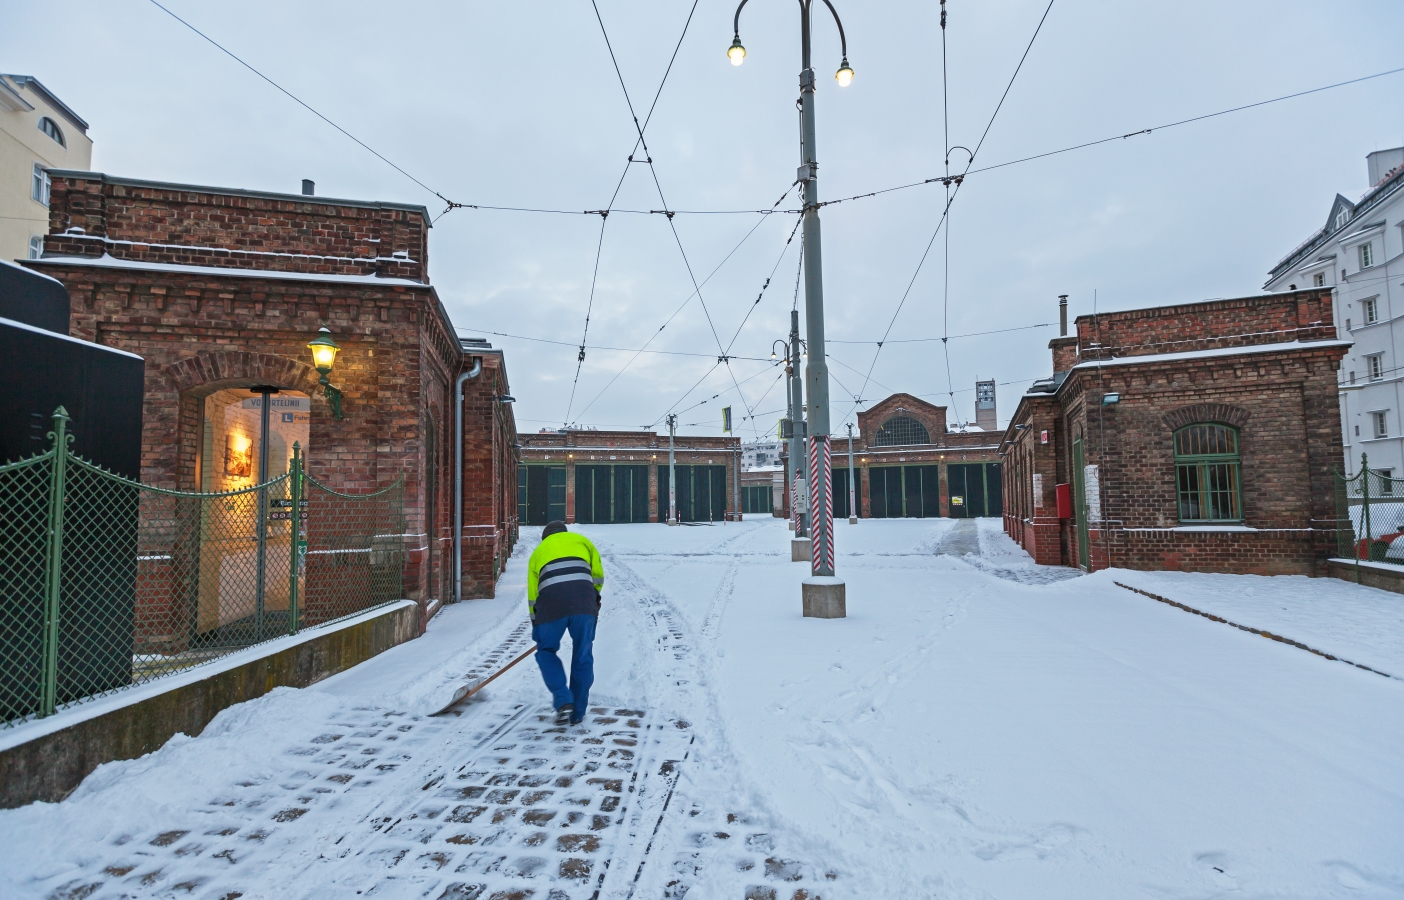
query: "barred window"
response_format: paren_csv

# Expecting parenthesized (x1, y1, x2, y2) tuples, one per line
(1174, 423, 1242, 523)
(873, 415, 930, 446)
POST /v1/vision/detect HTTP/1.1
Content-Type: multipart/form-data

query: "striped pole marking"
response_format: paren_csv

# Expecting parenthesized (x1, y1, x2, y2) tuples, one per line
(809, 435, 834, 575)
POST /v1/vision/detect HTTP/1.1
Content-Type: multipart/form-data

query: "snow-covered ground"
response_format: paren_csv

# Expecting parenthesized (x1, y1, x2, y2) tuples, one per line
(2, 517, 1402, 899)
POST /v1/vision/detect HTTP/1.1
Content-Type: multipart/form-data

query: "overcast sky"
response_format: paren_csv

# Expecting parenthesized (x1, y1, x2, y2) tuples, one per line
(6, 1, 1403, 438)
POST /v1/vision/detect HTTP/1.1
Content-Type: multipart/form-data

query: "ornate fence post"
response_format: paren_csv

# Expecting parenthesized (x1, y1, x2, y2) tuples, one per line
(288, 443, 304, 636)
(1361, 452, 1372, 563)
(40, 407, 72, 718)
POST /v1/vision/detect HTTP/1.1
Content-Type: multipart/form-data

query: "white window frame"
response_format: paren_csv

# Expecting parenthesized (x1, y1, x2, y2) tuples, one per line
(1363, 296, 1380, 324)
(27, 235, 43, 259)
(1380, 469, 1396, 496)
(1361, 242, 1374, 269)
(30, 163, 49, 206)
(1313, 272, 1325, 287)
(1336, 207, 1351, 229)
(1372, 411, 1389, 440)
(1367, 353, 1385, 381)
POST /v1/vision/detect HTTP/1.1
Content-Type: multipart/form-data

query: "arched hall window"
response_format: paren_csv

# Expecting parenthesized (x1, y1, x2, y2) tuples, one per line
(1174, 423, 1242, 522)
(873, 415, 930, 447)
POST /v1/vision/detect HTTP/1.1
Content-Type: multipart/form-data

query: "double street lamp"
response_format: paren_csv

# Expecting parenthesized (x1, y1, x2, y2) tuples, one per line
(731, 0, 850, 618)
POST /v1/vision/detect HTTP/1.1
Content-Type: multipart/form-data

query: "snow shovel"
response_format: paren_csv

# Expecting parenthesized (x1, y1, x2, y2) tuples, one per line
(431, 644, 537, 715)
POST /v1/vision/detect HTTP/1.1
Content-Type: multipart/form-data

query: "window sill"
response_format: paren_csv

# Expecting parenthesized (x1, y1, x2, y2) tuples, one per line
(1172, 524, 1255, 532)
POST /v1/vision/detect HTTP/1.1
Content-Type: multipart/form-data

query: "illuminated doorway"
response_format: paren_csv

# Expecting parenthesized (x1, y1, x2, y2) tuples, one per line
(195, 388, 310, 640)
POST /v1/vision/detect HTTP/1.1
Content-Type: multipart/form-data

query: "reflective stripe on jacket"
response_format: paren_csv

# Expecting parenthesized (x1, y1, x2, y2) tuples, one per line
(527, 532, 604, 624)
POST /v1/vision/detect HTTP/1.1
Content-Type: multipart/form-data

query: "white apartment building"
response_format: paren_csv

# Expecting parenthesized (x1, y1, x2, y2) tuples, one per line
(1265, 147, 1404, 478)
(0, 75, 92, 264)
(741, 439, 784, 471)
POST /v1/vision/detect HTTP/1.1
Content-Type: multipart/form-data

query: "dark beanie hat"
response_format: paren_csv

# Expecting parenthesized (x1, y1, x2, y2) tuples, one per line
(542, 520, 568, 539)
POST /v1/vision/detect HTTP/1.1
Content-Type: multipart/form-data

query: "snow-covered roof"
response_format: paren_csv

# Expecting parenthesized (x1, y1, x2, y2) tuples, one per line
(0, 315, 144, 360)
(1069, 339, 1351, 371)
(29, 254, 429, 288)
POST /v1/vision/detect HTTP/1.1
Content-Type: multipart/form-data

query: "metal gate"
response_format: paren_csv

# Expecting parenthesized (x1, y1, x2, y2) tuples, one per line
(574, 465, 649, 524)
(519, 465, 566, 526)
(657, 465, 726, 523)
(741, 485, 771, 514)
(867, 465, 940, 518)
(946, 462, 1003, 518)
(1, 407, 404, 726)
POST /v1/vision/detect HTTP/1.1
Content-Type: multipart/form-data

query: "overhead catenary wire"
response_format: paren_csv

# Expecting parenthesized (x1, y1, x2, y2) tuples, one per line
(571, 182, 796, 423)
(591, 0, 778, 438)
(563, 0, 703, 427)
(849, 0, 1057, 428)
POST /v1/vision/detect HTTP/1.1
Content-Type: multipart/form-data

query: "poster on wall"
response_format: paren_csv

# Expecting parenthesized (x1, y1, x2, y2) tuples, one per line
(224, 433, 252, 477)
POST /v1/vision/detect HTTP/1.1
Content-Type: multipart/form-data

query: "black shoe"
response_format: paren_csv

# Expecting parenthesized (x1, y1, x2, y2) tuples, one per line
(554, 704, 573, 726)
(569, 715, 585, 726)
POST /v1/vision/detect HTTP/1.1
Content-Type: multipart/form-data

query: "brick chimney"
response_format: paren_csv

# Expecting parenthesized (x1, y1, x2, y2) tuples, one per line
(1049, 294, 1078, 372)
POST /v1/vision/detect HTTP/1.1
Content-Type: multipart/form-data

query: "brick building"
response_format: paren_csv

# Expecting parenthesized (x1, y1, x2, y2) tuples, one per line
(1001, 290, 1349, 574)
(780, 392, 1003, 520)
(25, 170, 518, 622)
(517, 430, 741, 524)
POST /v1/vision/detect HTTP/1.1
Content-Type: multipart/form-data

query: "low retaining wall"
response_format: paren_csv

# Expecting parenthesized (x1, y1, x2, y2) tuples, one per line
(0, 600, 419, 808)
(1328, 558, 1404, 594)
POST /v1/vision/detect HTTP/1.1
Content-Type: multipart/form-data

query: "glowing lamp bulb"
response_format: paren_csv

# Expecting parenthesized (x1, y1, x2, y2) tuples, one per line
(306, 326, 341, 374)
(835, 58, 854, 87)
(728, 37, 746, 66)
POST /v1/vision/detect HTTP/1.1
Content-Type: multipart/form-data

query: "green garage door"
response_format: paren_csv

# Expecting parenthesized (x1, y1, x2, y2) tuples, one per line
(518, 465, 566, 526)
(946, 462, 1002, 518)
(831, 466, 853, 516)
(575, 465, 650, 524)
(657, 465, 727, 523)
(867, 465, 940, 518)
(741, 485, 771, 514)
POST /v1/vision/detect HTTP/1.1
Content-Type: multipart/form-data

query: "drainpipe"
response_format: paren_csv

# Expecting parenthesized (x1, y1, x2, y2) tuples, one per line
(454, 356, 484, 603)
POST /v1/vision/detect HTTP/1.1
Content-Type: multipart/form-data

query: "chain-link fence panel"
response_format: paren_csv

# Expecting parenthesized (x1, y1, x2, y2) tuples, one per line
(1, 411, 406, 728)
(0, 450, 56, 723)
(1337, 455, 1404, 564)
(301, 474, 404, 629)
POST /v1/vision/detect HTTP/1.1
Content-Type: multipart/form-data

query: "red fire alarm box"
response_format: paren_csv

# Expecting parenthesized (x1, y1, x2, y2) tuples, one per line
(1040, 429, 1050, 445)
(1055, 483, 1072, 519)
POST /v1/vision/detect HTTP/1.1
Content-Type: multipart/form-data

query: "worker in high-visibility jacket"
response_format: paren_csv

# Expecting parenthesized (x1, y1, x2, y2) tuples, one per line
(527, 520, 605, 726)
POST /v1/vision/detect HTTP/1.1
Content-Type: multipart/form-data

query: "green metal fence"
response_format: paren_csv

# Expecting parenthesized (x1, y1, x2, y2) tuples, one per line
(1335, 452, 1404, 576)
(1, 407, 404, 727)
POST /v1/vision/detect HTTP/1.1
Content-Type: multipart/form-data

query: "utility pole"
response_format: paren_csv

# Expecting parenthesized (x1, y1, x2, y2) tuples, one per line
(846, 422, 857, 525)
(667, 413, 678, 526)
(733, 442, 740, 522)
(788, 309, 808, 545)
(732, 0, 849, 617)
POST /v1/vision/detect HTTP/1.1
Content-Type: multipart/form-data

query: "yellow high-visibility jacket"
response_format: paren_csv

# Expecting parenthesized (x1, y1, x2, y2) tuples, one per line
(527, 531, 604, 624)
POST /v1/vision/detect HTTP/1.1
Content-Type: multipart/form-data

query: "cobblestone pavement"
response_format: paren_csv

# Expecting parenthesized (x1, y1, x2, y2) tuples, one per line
(36, 525, 835, 900)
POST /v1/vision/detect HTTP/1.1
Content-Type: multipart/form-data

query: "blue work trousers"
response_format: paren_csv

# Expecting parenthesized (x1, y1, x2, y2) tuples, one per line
(532, 614, 597, 714)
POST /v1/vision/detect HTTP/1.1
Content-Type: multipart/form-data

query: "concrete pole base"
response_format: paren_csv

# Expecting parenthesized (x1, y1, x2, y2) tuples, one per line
(848, 516, 858, 525)
(668, 518, 679, 526)
(787, 520, 794, 531)
(802, 577, 846, 618)
(790, 538, 812, 562)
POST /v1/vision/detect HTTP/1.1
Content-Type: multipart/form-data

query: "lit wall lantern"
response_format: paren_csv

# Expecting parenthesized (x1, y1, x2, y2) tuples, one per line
(306, 326, 344, 420)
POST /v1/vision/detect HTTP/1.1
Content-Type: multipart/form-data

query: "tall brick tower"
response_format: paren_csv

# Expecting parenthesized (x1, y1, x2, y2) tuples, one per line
(975, 379, 997, 431)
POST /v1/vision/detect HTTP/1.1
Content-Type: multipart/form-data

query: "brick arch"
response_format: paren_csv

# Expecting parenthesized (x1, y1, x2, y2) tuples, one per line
(1162, 403, 1251, 432)
(165, 350, 322, 399)
(166, 351, 325, 490)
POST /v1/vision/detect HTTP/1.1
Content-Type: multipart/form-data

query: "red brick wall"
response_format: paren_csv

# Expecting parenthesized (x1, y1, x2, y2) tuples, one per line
(1076, 290, 1334, 360)
(29, 172, 517, 619)
(1001, 293, 1346, 574)
(44, 173, 426, 281)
